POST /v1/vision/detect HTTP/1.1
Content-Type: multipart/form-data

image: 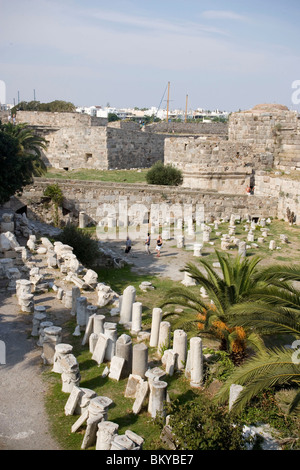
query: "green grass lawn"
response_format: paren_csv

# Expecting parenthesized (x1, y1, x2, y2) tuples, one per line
(42, 265, 203, 450)
(42, 218, 300, 450)
(45, 168, 148, 184)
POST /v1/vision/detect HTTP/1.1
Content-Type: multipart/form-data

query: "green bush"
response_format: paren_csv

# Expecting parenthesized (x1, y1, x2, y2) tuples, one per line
(56, 225, 100, 267)
(146, 161, 183, 186)
(44, 184, 63, 206)
(165, 396, 248, 450)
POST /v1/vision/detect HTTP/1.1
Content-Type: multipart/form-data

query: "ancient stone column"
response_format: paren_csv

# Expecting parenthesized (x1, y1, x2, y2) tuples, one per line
(79, 211, 87, 229)
(76, 296, 87, 328)
(74, 388, 97, 415)
(149, 308, 162, 348)
(189, 337, 203, 388)
(116, 334, 132, 378)
(119, 285, 136, 324)
(63, 290, 73, 309)
(19, 293, 34, 313)
(247, 231, 255, 242)
(148, 380, 168, 418)
(52, 343, 73, 373)
(37, 321, 53, 346)
(71, 286, 81, 316)
(16, 279, 32, 301)
(238, 241, 247, 258)
(60, 353, 81, 393)
(81, 397, 109, 450)
(96, 421, 119, 450)
(104, 322, 118, 361)
(131, 302, 142, 334)
(93, 314, 105, 335)
(229, 384, 244, 411)
(42, 326, 63, 365)
(173, 329, 187, 370)
(89, 333, 99, 354)
(31, 310, 47, 336)
(132, 343, 148, 379)
(111, 435, 135, 450)
(193, 243, 202, 257)
(176, 235, 185, 249)
(157, 321, 171, 356)
(269, 240, 276, 250)
(202, 229, 210, 242)
(181, 271, 196, 286)
(86, 305, 98, 325)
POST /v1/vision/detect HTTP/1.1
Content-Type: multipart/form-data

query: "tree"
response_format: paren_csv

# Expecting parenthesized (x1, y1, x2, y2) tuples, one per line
(161, 251, 300, 364)
(214, 277, 300, 415)
(108, 113, 120, 122)
(146, 161, 183, 186)
(0, 121, 47, 205)
(11, 100, 76, 115)
(56, 225, 100, 267)
(43, 183, 64, 227)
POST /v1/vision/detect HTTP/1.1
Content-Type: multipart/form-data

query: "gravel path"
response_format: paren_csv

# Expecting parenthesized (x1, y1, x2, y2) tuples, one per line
(0, 293, 61, 450)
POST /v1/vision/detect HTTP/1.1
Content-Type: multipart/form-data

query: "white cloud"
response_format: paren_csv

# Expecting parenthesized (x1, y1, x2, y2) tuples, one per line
(202, 10, 248, 21)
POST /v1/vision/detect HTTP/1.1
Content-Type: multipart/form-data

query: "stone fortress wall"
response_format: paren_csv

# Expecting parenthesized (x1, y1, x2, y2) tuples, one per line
(13, 104, 300, 223)
(15, 111, 165, 171)
(20, 178, 278, 227)
(228, 104, 300, 170)
(164, 104, 300, 194)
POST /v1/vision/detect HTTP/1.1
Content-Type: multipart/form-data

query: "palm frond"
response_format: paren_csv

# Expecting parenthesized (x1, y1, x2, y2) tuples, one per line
(214, 347, 300, 413)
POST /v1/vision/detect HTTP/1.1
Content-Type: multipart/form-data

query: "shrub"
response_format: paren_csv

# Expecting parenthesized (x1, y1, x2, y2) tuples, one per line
(165, 396, 248, 450)
(56, 225, 99, 267)
(44, 184, 63, 227)
(44, 184, 63, 206)
(146, 161, 183, 186)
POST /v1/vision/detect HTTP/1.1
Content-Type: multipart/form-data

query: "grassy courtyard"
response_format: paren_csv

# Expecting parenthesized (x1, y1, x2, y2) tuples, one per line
(45, 168, 148, 184)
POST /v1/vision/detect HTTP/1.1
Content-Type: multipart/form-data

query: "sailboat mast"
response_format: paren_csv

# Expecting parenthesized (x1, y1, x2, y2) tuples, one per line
(166, 81, 170, 122)
(185, 94, 188, 123)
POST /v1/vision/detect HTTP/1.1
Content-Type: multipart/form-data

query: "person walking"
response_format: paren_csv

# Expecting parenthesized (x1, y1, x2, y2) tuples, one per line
(125, 236, 132, 254)
(145, 233, 151, 254)
(155, 235, 163, 257)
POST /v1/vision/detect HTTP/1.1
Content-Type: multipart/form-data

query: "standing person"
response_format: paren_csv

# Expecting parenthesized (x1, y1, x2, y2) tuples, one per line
(145, 232, 151, 254)
(125, 236, 132, 254)
(155, 235, 163, 257)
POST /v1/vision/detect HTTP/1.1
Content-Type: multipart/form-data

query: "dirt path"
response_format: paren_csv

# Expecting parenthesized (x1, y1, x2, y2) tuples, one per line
(0, 292, 61, 450)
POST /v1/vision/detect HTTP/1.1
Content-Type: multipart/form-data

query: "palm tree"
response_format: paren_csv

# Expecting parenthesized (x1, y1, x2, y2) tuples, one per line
(161, 251, 300, 364)
(214, 284, 300, 414)
(2, 121, 47, 176)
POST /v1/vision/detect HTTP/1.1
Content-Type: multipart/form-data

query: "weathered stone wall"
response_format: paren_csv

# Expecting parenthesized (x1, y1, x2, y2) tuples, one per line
(15, 111, 165, 170)
(145, 121, 228, 136)
(40, 126, 108, 170)
(164, 136, 274, 193)
(228, 104, 300, 170)
(0, 110, 10, 123)
(16, 110, 107, 127)
(255, 172, 300, 222)
(19, 178, 278, 226)
(106, 128, 165, 169)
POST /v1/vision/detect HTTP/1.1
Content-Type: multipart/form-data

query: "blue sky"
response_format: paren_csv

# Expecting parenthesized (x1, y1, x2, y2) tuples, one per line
(1, 0, 300, 111)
